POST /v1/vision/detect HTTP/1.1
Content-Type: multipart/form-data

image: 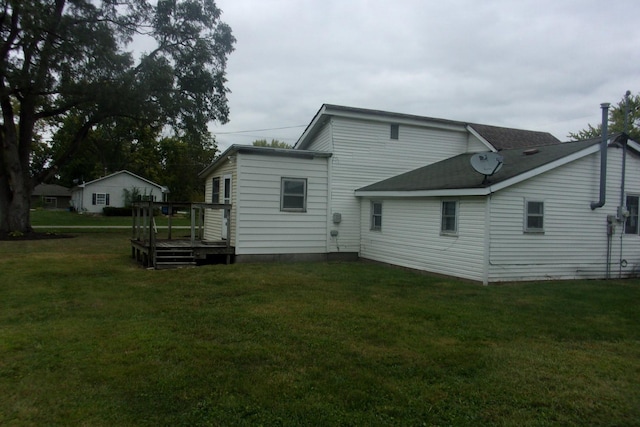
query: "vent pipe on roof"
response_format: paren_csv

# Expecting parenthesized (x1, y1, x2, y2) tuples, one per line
(590, 103, 610, 210)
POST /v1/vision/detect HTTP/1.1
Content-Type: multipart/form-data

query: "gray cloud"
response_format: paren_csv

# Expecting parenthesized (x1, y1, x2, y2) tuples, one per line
(212, 0, 640, 150)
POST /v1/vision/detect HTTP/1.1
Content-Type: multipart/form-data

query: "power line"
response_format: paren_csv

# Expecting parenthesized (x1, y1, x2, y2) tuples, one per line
(213, 125, 306, 135)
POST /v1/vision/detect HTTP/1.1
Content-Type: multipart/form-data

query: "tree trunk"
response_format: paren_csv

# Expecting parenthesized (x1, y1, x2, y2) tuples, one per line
(0, 100, 34, 235)
(0, 174, 32, 234)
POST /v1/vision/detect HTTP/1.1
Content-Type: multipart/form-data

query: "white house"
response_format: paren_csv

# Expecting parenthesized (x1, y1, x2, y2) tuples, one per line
(71, 170, 168, 213)
(199, 104, 639, 283)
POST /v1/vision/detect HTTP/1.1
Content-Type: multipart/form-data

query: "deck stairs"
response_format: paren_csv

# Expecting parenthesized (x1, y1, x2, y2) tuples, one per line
(154, 247, 197, 269)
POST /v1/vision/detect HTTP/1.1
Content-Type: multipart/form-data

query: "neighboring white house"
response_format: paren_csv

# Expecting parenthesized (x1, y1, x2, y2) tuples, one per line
(199, 104, 639, 284)
(71, 170, 168, 213)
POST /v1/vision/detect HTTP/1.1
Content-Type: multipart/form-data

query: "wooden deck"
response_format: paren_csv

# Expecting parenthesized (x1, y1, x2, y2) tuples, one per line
(130, 201, 234, 269)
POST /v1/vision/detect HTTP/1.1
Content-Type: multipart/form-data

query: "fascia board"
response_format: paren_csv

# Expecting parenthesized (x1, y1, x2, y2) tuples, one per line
(627, 139, 640, 154)
(354, 188, 490, 198)
(330, 109, 467, 132)
(294, 105, 329, 149)
(466, 125, 497, 152)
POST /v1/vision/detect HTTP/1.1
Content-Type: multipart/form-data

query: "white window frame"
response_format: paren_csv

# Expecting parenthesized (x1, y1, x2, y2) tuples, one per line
(281, 177, 307, 212)
(441, 200, 458, 235)
(625, 194, 639, 235)
(371, 201, 382, 231)
(524, 199, 544, 233)
(212, 177, 220, 203)
(95, 193, 108, 206)
(390, 123, 399, 140)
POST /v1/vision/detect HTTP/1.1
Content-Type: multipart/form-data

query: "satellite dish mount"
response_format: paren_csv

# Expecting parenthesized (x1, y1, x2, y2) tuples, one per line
(470, 152, 504, 183)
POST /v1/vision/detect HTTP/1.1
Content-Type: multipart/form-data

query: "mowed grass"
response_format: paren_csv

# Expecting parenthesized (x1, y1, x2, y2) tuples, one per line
(0, 232, 639, 425)
(30, 209, 191, 228)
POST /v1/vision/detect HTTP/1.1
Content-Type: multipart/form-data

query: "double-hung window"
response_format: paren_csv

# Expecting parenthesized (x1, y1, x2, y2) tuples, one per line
(92, 193, 110, 206)
(371, 201, 382, 230)
(625, 195, 639, 234)
(441, 200, 458, 234)
(281, 178, 307, 212)
(524, 200, 544, 232)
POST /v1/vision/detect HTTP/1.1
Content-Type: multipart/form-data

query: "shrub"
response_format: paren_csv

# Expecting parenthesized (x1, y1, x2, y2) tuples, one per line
(103, 207, 133, 216)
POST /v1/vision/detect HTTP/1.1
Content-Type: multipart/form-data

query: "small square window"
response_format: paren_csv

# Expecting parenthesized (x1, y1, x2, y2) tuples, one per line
(441, 201, 458, 234)
(524, 200, 544, 232)
(390, 124, 399, 140)
(281, 178, 307, 212)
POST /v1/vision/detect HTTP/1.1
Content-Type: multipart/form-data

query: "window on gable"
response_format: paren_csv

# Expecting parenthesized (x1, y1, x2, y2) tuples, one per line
(371, 201, 382, 230)
(625, 195, 639, 234)
(212, 177, 220, 203)
(524, 200, 544, 232)
(441, 200, 458, 234)
(390, 124, 399, 140)
(281, 178, 307, 212)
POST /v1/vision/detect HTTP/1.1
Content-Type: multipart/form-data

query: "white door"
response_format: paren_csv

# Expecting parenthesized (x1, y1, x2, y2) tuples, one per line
(221, 175, 231, 239)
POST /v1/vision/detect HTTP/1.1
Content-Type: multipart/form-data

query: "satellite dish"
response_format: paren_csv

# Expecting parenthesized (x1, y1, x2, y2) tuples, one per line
(470, 152, 504, 177)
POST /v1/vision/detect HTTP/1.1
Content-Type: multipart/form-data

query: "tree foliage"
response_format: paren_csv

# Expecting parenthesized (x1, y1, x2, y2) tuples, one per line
(568, 92, 640, 142)
(0, 0, 235, 234)
(252, 139, 292, 149)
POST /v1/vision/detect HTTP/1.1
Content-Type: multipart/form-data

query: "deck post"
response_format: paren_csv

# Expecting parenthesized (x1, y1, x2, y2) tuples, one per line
(149, 201, 156, 267)
(190, 205, 196, 246)
(226, 206, 231, 245)
(167, 203, 172, 240)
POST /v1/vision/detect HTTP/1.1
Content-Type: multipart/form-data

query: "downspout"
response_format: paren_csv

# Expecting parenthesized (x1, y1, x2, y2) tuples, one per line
(590, 103, 610, 210)
(618, 90, 632, 278)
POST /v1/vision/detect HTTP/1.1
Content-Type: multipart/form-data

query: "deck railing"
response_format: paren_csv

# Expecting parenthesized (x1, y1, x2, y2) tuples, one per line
(131, 201, 232, 267)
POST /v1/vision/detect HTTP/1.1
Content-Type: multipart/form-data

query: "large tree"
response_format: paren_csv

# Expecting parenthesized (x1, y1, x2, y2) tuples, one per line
(568, 91, 640, 142)
(0, 0, 234, 234)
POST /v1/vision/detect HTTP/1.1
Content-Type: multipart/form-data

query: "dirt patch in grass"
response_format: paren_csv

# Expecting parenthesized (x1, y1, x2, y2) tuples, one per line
(0, 231, 76, 241)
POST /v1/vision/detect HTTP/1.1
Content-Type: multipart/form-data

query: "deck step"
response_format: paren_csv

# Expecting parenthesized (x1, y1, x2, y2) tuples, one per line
(155, 247, 196, 268)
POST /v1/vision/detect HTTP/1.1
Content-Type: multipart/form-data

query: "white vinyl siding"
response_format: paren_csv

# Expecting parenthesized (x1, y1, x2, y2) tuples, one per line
(73, 171, 164, 213)
(327, 116, 469, 253)
(234, 153, 329, 255)
(203, 159, 237, 244)
(487, 147, 640, 282)
(360, 197, 486, 282)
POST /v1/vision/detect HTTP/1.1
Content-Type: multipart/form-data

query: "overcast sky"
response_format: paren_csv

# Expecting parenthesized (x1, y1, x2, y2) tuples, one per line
(210, 0, 639, 151)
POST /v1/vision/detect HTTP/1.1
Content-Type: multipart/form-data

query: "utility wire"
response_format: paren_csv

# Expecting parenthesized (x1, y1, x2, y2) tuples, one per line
(213, 125, 306, 135)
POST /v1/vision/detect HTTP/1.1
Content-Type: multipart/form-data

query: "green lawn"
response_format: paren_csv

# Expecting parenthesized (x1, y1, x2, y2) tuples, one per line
(1, 232, 639, 425)
(30, 208, 191, 228)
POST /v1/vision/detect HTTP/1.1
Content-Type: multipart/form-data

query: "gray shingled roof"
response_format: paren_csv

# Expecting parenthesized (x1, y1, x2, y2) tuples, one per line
(469, 123, 560, 150)
(32, 183, 71, 197)
(357, 137, 606, 193)
(297, 104, 562, 151)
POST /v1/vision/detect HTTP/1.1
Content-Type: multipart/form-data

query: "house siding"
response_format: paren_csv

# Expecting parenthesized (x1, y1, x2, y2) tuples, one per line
(487, 146, 640, 282)
(72, 172, 163, 213)
(323, 116, 471, 253)
(234, 152, 329, 255)
(203, 158, 237, 244)
(359, 197, 487, 281)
